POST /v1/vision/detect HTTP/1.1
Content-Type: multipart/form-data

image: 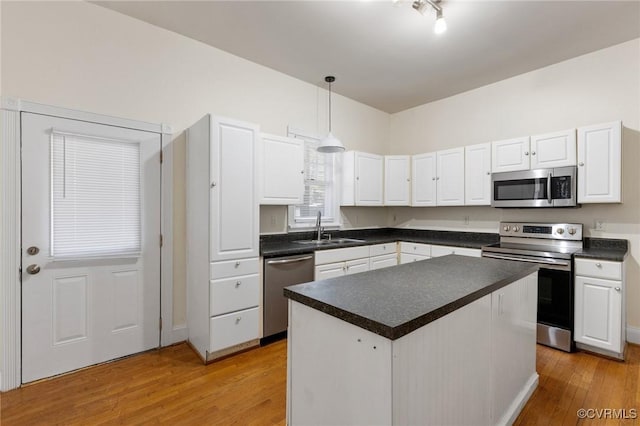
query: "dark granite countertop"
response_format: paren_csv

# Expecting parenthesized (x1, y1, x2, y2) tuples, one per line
(261, 228, 499, 258)
(574, 237, 628, 262)
(284, 255, 538, 340)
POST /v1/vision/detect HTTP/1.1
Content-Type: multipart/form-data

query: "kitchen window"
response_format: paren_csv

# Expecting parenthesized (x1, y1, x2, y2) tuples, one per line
(288, 129, 341, 229)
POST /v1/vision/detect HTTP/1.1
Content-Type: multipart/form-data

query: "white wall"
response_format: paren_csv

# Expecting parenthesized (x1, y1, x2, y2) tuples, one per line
(0, 1, 389, 329)
(389, 39, 640, 329)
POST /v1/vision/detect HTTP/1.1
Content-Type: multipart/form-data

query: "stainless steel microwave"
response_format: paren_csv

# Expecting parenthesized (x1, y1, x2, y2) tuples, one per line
(491, 166, 577, 208)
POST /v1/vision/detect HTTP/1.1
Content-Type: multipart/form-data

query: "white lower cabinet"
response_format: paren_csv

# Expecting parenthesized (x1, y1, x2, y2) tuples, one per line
(315, 246, 371, 280)
(400, 253, 430, 264)
(430, 245, 481, 258)
(370, 253, 398, 270)
(209, 307, 260, 353)
(399, 242, 431, 264)
(574, 258, 625, 358)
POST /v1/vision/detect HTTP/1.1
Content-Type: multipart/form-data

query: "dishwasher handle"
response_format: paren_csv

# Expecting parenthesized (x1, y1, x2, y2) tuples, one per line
(266, 255, 313, 265)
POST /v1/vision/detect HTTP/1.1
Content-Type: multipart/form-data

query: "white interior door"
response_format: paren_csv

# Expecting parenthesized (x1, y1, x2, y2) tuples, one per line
(21, 112, 161, 383)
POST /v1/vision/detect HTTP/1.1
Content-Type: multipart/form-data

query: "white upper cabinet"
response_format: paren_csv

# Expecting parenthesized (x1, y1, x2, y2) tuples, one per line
(411, 149, 464, 206)
(577, 121, 622, 204)
(530, 129, 576, 169)
(436, 147, 465, 206)
(342, 151, 384, 206)
(384, 155, 411, 206)
(411, 152, 437, 206)
(464, 143, 491, 206)
(259, 133, 304, 205)
(491, 137, 530, 173)
(210, 116, 260, 261)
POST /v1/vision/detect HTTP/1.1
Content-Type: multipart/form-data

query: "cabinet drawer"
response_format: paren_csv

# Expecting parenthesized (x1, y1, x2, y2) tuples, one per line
(370, 253, 398, 270)
(399, 242, 431, 257)
(431, 245, 481, 258)
(210, 257, 260, 280)
(369, 243, 397, 257)
(400, 253, 430, 264)
(210, 274, 260, 316)
(575, 258, 622, 280)
(209, 307, 259, 353)
(315, 246, 370, 265)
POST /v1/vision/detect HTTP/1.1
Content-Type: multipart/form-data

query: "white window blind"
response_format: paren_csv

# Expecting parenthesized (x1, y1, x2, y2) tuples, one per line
(288, 132, 339, 227)
(50, 131, 141, 259)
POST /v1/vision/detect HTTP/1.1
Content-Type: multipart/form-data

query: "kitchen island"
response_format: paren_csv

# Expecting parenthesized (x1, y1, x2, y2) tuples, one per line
(284, 255, 539, 426)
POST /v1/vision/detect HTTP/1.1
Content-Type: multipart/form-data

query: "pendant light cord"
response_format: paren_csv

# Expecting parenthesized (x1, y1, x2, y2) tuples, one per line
(325, 76, 336, 133)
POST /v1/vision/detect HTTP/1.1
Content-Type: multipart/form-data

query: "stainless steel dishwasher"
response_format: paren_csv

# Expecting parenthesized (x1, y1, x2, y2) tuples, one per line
(263, 253, 314, 339)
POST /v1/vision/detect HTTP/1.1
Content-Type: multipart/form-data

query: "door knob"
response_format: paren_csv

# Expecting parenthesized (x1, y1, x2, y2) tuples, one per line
(26, 264, 41, 275)
(27, 246, 40, 255)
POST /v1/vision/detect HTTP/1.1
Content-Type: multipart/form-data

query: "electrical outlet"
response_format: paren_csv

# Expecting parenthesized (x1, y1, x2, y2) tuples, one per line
(594, 220, 605, 231)
(464, 215, 470, 225)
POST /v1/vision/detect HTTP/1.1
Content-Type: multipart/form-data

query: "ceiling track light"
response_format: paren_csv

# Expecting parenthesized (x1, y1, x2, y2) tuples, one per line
(411, 0, 447, 34)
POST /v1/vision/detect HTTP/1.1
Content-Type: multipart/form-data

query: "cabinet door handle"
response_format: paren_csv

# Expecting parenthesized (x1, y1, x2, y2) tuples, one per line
(235, 261, 241, 267)
(524, 151, 529, 156)
(531, 151, 536, 156)
(211, 181, 217, 188)
(235, 317, 242, 324)
(432, 177, 436, 181)
(235, 281, 241, 288)
(596, 263, 602, 268)
(579, 162, 584, 166)
(615, 287, 621, 292)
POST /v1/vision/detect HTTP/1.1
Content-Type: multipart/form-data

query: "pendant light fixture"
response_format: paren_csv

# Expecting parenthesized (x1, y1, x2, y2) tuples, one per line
(317, 76, 345, 153)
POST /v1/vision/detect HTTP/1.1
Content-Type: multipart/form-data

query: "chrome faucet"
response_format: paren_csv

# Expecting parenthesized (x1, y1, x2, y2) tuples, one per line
(315, 210, 323, 241)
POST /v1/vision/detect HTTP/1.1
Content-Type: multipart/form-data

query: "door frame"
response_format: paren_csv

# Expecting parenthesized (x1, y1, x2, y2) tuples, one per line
(0, 98, 179, 391)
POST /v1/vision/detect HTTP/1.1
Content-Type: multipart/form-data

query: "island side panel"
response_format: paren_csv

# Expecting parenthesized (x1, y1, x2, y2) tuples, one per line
(287, 301, 393, 426)
(492, 271, 538, 425)
(391, 293, 493, 426)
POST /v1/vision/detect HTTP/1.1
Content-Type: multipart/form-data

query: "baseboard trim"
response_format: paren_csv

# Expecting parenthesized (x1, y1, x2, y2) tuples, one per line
(501, 372, 539, 426)
(627, 326, 640, 345)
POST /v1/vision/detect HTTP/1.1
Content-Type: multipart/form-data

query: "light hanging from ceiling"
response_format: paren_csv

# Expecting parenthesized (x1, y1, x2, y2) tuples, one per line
(317, 76, 345, 153)
(411, 0, 447, 34)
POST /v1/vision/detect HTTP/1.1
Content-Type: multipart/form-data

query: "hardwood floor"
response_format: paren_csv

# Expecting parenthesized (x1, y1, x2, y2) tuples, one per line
(1, 341, 638, 425)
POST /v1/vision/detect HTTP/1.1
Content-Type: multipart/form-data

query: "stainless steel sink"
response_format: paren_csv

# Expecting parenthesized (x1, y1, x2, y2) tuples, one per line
(293, 238, 365, 245)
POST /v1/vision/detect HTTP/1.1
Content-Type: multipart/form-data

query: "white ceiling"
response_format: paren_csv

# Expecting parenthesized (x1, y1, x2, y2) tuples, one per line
(95, 1, 640, 113)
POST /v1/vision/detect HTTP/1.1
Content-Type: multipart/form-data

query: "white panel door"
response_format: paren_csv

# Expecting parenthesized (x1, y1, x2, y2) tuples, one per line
(411, 153, 437, 206)
(259, 133, 304, 205)
(210, 116, 259, 261)
(355, 152, 384, 205)
(577, 121, 622, 203)
(464, 143, 491, 205)
(436, 147, 465, 206)
(530, 129, 576, 168)
(384, 155, 410, 205)
(21, 112, 161, 383)
(574, 276, 622, 352)
(492, 137, 530, 172)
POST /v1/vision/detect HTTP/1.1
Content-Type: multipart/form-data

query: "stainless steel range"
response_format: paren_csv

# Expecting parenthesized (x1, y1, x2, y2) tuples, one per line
(482, 222, 583, 352)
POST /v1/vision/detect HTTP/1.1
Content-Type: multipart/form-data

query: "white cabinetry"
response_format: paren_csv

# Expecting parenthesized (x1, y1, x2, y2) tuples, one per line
(577, 121, 622, 204)
(342, 151, 384, 206)
(259, 133, 304, 205)
(399, 242, 431, 264)
(411, 148, 464, 207)
(411, 153, 437, 206)
(574, 258, 625, 359)
(369, 243, 398, 270)
(315, 246, 371, 279)
(187, 114, 260, 362)
(492, 130, 576, 173)
(530, 129, 576, 169)
(492, 137, 531, 173)
(464, 143, 491, 205)
(430, 245, 481, 258)
(384, 155, 411, 206)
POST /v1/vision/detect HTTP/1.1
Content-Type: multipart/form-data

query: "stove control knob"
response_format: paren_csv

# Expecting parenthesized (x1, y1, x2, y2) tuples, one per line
(568, 227, 576, 235)
(503, 225, 511, 232)
(556, 228, 565, 235)
(513, 226, 520, 232)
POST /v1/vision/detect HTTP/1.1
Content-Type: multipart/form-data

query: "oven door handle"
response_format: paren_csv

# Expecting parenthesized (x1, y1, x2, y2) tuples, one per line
(481, 252, 571, 271)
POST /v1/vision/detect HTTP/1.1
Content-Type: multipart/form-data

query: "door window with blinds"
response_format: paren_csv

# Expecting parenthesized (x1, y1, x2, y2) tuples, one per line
(50, 130, 142, 259)
(288, 131, 340, 228)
